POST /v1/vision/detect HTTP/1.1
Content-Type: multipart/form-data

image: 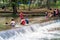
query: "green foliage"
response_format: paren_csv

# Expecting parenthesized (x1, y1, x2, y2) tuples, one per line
(53, 0, 57, 3)
(18, 0, 29, 4)
(56, 1, 60, 8)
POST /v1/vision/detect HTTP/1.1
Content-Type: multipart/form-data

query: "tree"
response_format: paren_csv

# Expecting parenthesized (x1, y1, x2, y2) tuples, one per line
(53, 0, 57, 3)
(11, 0, 17, 18)
(28, 0, 31, 11)
(46, 0, 50, 9)
(18, 0, 29, 4)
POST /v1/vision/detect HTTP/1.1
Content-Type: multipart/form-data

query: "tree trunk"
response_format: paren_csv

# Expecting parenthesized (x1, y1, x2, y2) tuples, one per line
(53, 0, 57, 3)
(28, 0, 32, 11)
(11, 0, 17, 18)
(12, 4, 17, 14)
(46, 0, 50, 9)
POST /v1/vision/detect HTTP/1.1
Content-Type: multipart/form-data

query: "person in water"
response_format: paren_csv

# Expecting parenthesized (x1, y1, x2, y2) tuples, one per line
(25, 18, 29, 24)
(25, 16, 29, 24)
(10, 19, 16, 27)
(45, 11, 49, 20)
(20, 18, 26, 25)
(19, 11, 24, 19)
(19, 11, 29, 25)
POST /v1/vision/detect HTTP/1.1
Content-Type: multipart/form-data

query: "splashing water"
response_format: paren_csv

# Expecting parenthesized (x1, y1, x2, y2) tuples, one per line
(0, 20, 60, 40)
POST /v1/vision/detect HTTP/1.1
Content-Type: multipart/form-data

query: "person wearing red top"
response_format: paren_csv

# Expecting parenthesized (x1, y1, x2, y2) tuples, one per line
(19, 11, 26, 25)
(19, 11, 24, 19)
(21, 18, 26, 25)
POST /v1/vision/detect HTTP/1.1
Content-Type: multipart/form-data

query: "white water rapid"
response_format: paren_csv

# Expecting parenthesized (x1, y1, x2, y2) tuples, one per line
(0, 20, 60, 40)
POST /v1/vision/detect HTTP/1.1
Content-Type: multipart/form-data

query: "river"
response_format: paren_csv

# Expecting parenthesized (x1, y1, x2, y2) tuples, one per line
(0, 19, 60, 40)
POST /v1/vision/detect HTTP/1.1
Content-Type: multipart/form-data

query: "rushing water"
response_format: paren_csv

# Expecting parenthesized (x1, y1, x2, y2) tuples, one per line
(0, 20, 60, 40)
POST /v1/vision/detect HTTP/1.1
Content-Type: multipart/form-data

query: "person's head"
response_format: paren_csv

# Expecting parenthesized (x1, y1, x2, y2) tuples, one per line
(5, 22, 8, 24)
(11, 19, 14, 21)
(20, 11, 23, 15)
(49, 8, 52, 10)
(54, 9, 56, 10)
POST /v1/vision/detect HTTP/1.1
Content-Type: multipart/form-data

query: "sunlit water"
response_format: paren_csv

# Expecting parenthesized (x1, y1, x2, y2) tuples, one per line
(0, 20, 60, 40)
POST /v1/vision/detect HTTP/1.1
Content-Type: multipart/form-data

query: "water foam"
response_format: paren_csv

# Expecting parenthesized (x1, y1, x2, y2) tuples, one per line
(0, 20, 60, 40)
